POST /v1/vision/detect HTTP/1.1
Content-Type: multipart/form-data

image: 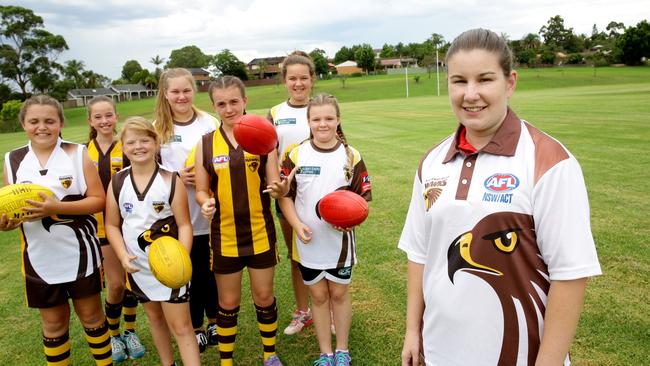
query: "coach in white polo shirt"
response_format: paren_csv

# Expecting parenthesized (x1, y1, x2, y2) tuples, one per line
(399, 29, 601, 366)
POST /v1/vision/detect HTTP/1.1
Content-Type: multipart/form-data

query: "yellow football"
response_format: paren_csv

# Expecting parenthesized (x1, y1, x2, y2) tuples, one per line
(0, 183, 55, 221)
(148, 236, 192, 289)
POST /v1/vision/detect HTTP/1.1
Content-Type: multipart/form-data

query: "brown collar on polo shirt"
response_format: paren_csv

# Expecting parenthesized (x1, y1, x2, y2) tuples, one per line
(443, 107, 521, 163)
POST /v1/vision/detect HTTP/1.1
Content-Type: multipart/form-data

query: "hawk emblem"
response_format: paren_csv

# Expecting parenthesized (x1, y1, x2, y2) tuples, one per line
(424, 187, 442, 211)
(447, 212, 549, 365)
(59, 175, 73, 189)
(137, 216, 178, 252)
(152, 201, 165, 214)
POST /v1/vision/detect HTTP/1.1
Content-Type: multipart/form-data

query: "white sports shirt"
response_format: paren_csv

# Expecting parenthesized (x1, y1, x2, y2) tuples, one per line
(5, 138, 101, 284)
(283, 140, 372, 269)
(269, 101, 310, 162)
(158, 112, 218, 235)
(398, 109, 601, 366)
(111, 165, 188, 301)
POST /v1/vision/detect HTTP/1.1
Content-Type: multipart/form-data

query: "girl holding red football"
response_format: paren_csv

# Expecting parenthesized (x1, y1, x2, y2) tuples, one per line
(1, 95, 112, 365)
(194, 75, 286, 366)
(85, 95, 146, 362)
(105, 116, 200, 366)
(274, 93, 372, 366)
(267, 50, 318, 336)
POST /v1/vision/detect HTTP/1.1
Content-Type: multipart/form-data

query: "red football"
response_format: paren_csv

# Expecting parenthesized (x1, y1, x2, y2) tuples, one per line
(233, 114, 278, 155)
(318, 190, 369, 229)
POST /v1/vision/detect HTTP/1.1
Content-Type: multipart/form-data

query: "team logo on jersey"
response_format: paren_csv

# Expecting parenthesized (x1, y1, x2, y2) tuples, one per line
(338, 267, 352, 277)
(298, 166, 321, 175)
(245, 156, 260, 172)
(482, 173, 519, 204)
(275, 118, 296, 126)
(123, 202, 134, 214)
(171, 135, 182, 142)
(59, 175, 73, 189)
(423, 177, 447, 211)
(212, 155, 229, 170)
(152, 201, 165, 213)
(111, 157, 123, 173)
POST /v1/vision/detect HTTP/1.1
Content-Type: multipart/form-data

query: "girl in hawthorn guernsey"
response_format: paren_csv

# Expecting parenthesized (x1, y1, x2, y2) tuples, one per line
(105, 117, 200, 366)
(276, 93, 372, 366)
(0, 95, 111, 366)
(399, 29, 601, 366)
(85, 95, 146, 363)
(153, 67, 220, 353)
(195, 76, 285, 366)
(267, 50, 317, 336)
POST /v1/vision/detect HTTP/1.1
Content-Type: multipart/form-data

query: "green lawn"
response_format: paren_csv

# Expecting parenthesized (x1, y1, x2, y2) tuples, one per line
(0, 67, 649, 365)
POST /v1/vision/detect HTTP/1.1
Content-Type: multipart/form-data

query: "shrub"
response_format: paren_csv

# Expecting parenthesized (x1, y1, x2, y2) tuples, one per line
(567, 53, 584, 64)
(0, 100, 23, 133)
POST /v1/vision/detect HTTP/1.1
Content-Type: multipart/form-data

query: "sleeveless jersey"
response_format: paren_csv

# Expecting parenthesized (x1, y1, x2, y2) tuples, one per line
(282, 140, 372, 269)
(111, 164, 188, 301)
(86, 139, 128, 241)
(159, 112, 218, 235)
(5, 138, 101, 284)
(269, 101, 310, 162)
(201, 126, 276, 259)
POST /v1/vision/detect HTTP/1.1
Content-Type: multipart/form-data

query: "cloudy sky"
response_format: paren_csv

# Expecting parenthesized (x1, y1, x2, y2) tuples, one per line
(4, 0, 647, 79)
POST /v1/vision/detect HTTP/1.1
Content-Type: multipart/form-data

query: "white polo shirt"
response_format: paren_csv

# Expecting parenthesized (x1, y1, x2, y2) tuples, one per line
(398, 109, 601, 366)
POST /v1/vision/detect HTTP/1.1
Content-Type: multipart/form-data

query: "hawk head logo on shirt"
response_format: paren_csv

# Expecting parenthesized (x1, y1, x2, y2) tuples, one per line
(59, 175, 73, 189)
(423, 177, 447, 211)
(245, 156, 260, 172)
(447, 212, 550, 365)
(152, 201, 165, 214)
(137, 216, 178, 252)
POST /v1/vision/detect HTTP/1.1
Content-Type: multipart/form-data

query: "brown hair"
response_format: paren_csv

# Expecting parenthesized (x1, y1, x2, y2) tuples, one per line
(119, 116, 160, 148)
(307, 93, 354, 180)
(86, 95, 117, 140)
(281, 50, 316, 80)
(208, 75, 246, 104)
(154, 68, 200, 144)
(19, 95, 64, 126)
(445, 28, 514, 77)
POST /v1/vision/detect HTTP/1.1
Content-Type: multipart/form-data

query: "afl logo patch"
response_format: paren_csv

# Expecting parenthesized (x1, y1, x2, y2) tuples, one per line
(123, 202, 133, 214)
(213, 155, 229, 164)
(484, 173, 519, 192)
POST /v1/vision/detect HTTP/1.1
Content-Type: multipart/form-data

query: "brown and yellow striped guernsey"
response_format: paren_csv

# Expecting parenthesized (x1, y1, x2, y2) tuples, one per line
(202, 126, 276, 258)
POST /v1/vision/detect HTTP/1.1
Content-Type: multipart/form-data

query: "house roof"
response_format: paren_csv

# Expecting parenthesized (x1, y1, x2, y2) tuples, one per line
(335, 60, 358, 67)
(379, 59, 402, 66)
(187, 68, 209, 75)
(247, 56, 285, 66)
(68, 88, 118, 97)
(111, 84, 153, 92)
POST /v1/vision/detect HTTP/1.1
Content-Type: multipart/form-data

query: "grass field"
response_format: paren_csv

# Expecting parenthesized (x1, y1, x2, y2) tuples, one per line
(0, 67, 649, 365)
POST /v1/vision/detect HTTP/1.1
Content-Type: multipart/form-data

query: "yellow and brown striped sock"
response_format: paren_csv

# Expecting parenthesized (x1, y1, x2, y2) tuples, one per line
(43, 331, 71, 366)
(83, 320, 112, 366)
(104, 300, 122, 338)
(255, 298, 278, 361)
(217, 305, 239, 366)
(122, 290, 138, 333)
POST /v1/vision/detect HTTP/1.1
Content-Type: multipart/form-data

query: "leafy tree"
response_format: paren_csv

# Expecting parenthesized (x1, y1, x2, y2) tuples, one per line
(121, 60, 143, 82)
(256, 59, 268, 79)
(150, 55, 165, 82)
(421, 55, 437, 79)
(616, 20, 650, 66)
(0, 99, 22, 132)
(539, 15, 577, 52)
(63, 59, 84, 88)
(81, 70, 109, 89)
(606, 21, 625, 39)
(516, 49, 537, 67)
(166, 45, 209, 69)
(379, 43, 395, 58)
(334, 46, 354, 64)
(0, 5, 68, 98)
(309, 48, 329, 76)
(212, 49, 248, 80)
(0, 82, 12, 105)
(354, 43, 376, 74)
(522, 33, 541, 50)
(394, 42, 406, 57)
(430, 33, 445, 50)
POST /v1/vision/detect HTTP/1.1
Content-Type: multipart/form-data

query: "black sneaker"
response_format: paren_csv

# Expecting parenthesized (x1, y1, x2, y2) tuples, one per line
(206, 323, 218, 346)
(195, 330, 208, 353)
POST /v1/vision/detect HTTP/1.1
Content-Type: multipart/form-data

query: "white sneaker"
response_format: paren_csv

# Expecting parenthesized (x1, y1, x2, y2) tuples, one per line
(283, 308, 313, 335)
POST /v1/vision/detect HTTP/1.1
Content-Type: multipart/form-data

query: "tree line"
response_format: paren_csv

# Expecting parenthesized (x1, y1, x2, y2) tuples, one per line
(1, 4, 649, 110)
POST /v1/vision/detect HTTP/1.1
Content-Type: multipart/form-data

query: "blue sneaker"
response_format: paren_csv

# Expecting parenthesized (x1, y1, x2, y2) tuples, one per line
(122, 330, 145, 359)
(334, 351, 351, 366)
(313, 353, 334, 366)
(263, 354, 283, 366)
(110, 336, 128, 363)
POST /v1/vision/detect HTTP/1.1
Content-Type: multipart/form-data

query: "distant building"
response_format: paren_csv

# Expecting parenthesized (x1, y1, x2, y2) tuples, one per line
(67, 88, 119, 107)
(187, 68, 211, 91)
(378, 57, 418, 69)
(247, 56, 285, 79)
(111, 84, 156, 102)
(335, 60, 363, 75)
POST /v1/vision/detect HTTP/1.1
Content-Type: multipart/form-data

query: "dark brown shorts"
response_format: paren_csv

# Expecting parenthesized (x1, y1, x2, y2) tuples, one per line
(26, 270, 102, 308)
